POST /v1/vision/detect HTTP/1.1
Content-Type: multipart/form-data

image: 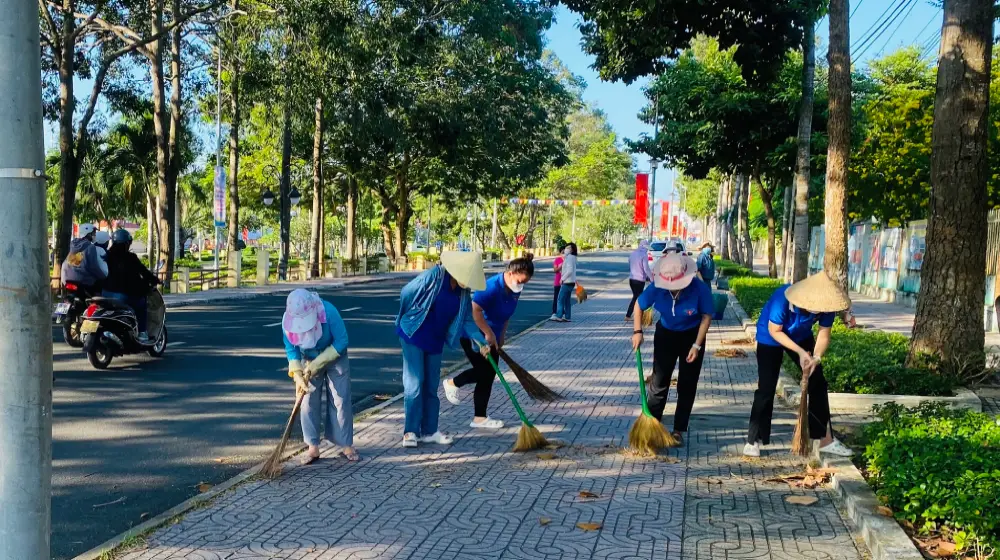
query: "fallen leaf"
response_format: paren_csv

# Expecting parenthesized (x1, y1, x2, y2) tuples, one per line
(373, 394, 393, 401)
(197, 483, 213, 493)
(875, 506, 893, 517)
(476, 488, 484, 492)
(139, 512, 150, 521)
(544, 442, 564, 450)
(214, 457, 227, 464)
(430, 483, 442, 488)
(578, 491, 600, 499)
(576, 522, 602, 531)
(785, 495, 819, 506)
(658, 456, 681, 464)
(537, 453, 557, 460)
(714, 349, 747, 358)
(539, 517, 551, 526)
(936, 542, 956, 556)
(723, 337, 754, 346)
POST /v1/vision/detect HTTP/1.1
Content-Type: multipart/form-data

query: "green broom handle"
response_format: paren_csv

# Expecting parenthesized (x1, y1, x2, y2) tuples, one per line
(480, 348, 534, 428)
(635, 349, 653, 417)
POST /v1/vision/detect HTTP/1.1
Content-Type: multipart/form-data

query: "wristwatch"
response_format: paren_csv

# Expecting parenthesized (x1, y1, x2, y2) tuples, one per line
(692, 343, 702, 351)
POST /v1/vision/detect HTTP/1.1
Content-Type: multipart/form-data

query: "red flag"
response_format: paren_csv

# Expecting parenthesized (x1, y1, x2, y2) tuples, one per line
(682, 226, 688, 240)
(634, 174, 649, 226)
(671, 216, 679, 236)
(659, 202, 670, 232)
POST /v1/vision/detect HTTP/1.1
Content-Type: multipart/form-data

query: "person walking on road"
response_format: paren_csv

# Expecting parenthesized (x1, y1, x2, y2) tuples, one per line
(396, 252, 489, 448)
(627, 240, 653, 320)
(550, 247, 565, 318)
(743, 273, 854, 458)
(631, 252, 714, 445)
(551, 242, 578, 322)
(444, 254, 535, 429)
(696, 243, 715, 284)
(282, 289, 358, 463)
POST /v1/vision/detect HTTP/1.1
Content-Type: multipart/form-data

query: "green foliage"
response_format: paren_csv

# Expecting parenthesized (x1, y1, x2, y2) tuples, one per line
(862, 403, 1000, 552)
(728, 276, 782, 319)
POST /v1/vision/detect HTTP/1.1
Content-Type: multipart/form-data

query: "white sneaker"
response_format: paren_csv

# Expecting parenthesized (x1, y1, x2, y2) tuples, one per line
(402, 433, 418, 448)
(443, 379, 462, 405)
(743, 442, 761, 457)
(818, 438, 854, 457)
(470, 417, 504, 429)
(549, 314, 560, 321)
(419, 431, 454, 445)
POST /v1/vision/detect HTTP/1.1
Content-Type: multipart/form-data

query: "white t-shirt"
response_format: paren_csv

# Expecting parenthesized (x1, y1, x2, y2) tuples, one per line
(560, 254, 577, 284)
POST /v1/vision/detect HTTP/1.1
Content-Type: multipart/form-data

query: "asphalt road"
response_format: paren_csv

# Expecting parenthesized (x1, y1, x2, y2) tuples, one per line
(51, 251, 632, 559)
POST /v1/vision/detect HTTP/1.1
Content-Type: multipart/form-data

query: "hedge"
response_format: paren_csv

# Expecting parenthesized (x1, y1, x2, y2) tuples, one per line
(863, 403, 1000, 553)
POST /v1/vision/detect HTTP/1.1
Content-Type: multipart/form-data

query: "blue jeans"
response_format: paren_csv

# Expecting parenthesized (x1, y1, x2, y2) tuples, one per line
(102, 291, 148, 334)
(400, 339, 443, 436)
(556, 282, 575, 320)
(301, 352, 353, 447)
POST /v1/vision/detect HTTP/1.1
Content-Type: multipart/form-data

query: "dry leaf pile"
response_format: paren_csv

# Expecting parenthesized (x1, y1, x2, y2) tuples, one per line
(764, 466, 835, 489)
(722, 338, 754, 346)
(714, 348, 747, 358)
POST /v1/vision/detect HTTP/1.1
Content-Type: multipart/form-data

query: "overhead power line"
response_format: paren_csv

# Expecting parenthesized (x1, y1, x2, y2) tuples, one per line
(850, 0, 907, 52)
(852, 0, 917, 60)
(875, 0, 920, 57)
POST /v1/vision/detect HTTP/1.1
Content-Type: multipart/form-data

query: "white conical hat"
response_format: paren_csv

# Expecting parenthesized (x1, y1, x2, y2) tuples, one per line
(439, 251, 486, 291)
(785, 272, 851, 313)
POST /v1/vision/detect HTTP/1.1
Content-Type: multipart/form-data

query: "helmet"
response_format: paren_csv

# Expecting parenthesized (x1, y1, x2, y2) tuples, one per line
(94, 231, 110, 247)
(112, 228, 133, 246)
(78, 223, 96, 239)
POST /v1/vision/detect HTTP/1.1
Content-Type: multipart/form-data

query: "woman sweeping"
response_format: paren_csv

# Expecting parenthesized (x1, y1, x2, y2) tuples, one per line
(444, 254, 535, 428)
(631, 252, 714, 444)
(551, 242, 578, 322)
(396, 251, 489, 448)
(282, 289, 357, 463)
(743, 273, 853, 458)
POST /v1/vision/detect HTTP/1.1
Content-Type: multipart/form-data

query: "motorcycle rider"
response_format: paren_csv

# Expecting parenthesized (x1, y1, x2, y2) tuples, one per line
(94, 230, 110, 278)
(103, 229, 159, 343)
(61, 223, 107, 292)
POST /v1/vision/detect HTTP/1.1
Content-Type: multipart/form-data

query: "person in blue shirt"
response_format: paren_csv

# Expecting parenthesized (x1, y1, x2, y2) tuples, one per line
(696, 243, 715, 284)
(396, 252, 489, 448)
(631, 253, 714, 444)
(744, 273, 854, 458)
(444, 254, 535, 429)
(282, 289, 355, 463)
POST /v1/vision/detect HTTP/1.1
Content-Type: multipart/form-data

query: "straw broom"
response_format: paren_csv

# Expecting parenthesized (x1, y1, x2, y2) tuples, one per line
(790, 365, 813, 456)
(575, 283, 588, 304)
(497, 348, 562, 402)
(482, 346, 548, 451)
(261, 371, 315, 479)
(629, 348, 677, 455)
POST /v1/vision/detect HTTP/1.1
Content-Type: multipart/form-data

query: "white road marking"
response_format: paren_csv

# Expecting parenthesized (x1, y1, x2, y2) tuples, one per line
(342, 306, 362, 312)
(167, 341, 186, 347)
(263, 322, 282, 327)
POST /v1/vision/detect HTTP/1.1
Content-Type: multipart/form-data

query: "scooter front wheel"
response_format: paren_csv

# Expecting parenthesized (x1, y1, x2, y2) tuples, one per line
(148, 325, 168, 357)
(63, 321, 83, 348)
(88, 339, 113, 369)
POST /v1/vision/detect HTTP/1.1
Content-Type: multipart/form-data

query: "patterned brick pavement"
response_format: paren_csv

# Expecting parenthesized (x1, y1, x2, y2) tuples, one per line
(119, 284, 865, 560)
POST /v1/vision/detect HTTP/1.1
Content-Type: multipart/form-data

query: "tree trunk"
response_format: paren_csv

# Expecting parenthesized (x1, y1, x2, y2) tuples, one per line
(146, 193, 158, 260)
(715, 177, 726, 247)
(345, 175, 357, 260)
(226, 57, 241, 253)
(309, 96, 324, 278)
(148, 0, 172, 278)
(53, 0, 78, 279)
(739, 174, 753, 264)
(719, 175, 731, 260)
(792, 16, 816, 283)
(824, 0, 851, 291)
(379, 206, 396, 261)
(780, 183, 793, 279)
(755, 174, 778, 278)
(908, 0, 992, 368)
(158, 0, 182, 282)
(728, 174, 743, 265)
(393, 191, 411, 259)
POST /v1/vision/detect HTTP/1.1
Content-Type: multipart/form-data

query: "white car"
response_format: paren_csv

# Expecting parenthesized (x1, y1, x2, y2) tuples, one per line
(647, 239, 688, 264)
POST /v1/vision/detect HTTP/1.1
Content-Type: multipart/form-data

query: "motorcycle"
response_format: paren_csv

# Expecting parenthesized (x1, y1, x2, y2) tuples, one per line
(53, 282, 98, 348)
(80, 288, 168, 369)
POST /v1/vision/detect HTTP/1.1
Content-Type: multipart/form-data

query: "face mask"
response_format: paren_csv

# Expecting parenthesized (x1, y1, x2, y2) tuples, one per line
(563, 248, 571, 255)
(506, 276, 524, 293)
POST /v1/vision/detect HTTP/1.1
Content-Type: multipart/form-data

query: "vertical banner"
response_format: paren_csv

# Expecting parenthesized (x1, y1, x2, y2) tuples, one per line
(659, 202, 670, 232)
(634, 173, 649, 226)
(682, 226, 688, 241)
(213, 165, 226, 228)
(671, 216, 679, 236)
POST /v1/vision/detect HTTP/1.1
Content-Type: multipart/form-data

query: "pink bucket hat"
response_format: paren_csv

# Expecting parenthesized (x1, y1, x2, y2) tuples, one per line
(282, 289, 327, 344)
(653, 252, 698, 291)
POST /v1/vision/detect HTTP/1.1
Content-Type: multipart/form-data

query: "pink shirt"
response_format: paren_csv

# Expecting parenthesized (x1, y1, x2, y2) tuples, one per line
(553, 256, 564, 286)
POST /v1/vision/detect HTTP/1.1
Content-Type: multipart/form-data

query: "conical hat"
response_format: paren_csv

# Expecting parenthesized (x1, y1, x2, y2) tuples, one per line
(439, 251, 486, 291)
(785, 272, 851, 313)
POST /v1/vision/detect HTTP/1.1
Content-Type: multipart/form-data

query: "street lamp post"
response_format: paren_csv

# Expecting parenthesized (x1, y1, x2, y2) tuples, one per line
(261, 164, 301, 279)
(648, 157, 659, 241)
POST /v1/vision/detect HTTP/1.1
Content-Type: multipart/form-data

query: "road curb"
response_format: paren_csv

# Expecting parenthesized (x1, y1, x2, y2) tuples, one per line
(70, 280, 611, 560)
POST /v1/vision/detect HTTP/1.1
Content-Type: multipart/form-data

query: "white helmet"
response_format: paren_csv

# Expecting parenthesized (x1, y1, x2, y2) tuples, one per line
(94, 230, 110, 246)
(78, 223, 96, 239)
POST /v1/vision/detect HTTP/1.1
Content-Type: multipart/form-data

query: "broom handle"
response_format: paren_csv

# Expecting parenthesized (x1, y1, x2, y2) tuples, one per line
(485, 353, 534, 428)
(635, 349, 653, 417)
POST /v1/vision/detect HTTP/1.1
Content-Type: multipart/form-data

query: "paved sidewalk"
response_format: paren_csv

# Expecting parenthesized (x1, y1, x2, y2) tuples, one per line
(116, 284, 866, 560)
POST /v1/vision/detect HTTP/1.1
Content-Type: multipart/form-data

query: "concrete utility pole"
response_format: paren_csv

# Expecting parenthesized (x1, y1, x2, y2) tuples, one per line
(0, 0, 54, 556)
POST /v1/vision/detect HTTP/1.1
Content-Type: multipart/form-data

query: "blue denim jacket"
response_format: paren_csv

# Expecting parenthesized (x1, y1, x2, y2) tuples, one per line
(283, 301, 349, 361)
(396, 265, 485, 350)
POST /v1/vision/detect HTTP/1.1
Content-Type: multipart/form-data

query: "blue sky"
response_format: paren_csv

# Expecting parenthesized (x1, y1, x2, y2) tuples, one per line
(543, 0, 944, 202)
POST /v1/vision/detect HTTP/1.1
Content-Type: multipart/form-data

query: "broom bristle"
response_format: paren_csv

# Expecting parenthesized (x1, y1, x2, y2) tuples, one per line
(498, 349, 562, 402)
(790, 378, 811, 456)
(514, 424, 549, 451)
(260, 393, 307, 479)
(628, 413, 678, 455)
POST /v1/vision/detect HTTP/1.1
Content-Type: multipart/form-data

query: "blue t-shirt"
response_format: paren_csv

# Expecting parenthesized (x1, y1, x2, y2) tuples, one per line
(397, 272, 462, 354)
(636, 278, 714, 332)
(755, 285, 835, 347)
(697, 251, 715, 281)
(472, 273, 520, 342)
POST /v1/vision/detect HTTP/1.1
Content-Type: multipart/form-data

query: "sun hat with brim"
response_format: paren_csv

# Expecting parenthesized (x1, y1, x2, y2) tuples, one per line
(282, 289, 325, 334)
(653, 252, 698, 291)
(785, 272, 851, 313)
(440, 251, 487, 291)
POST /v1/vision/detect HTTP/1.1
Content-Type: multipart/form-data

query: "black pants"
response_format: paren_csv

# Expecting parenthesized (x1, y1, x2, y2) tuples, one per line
(747, 338, 832, 445)
(455, 338, 499, 418)
(627, 279, 645, 318)
(648, 323, 705, 432)
(552, 285, 560, 315)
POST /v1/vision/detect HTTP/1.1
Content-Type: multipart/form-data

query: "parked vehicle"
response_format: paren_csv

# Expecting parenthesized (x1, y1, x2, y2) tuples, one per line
(53, 282, 98, 348)
(647, 238, 689, 265)
(80, 289, 168, 369)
